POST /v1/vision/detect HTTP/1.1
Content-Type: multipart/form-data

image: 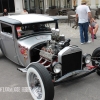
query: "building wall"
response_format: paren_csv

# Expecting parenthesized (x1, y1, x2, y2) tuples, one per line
(14, 0, 23, 13)
(14, 0, 100, 14)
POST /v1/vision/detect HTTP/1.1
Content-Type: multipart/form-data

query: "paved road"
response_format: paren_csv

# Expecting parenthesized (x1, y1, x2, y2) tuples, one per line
(0, 20, 100, 100)
(0, 38, 100, 100)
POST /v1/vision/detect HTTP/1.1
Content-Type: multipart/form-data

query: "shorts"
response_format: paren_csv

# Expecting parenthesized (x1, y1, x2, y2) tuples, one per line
(90, 22, 96, 27)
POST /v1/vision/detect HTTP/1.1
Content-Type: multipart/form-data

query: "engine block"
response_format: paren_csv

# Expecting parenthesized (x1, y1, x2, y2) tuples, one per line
(40, 50, 54, 61)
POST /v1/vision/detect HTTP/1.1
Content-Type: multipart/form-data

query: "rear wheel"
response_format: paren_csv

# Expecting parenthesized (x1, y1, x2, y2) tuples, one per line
(27, 63, 54, 100)
(92, 47, 100, 75)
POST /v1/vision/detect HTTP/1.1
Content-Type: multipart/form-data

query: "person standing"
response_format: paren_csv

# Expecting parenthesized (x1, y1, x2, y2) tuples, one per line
(76, 0, 92, 44)
(3, 9, 8, 16)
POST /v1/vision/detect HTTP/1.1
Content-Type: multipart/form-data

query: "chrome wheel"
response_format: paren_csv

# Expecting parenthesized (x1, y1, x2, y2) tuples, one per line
(27, 67, 45, 100)
(29, 73, 42, 99)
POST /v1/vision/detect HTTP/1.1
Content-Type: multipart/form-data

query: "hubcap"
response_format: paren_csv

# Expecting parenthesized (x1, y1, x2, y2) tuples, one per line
(29, 73, 42, 99)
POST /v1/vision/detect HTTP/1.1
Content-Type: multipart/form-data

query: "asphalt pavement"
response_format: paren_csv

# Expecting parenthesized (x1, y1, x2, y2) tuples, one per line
(0, 20, 100, 100)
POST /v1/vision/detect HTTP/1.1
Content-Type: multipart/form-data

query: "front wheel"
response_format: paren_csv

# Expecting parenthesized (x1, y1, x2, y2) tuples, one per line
(92, 47, 100, 75)
(27, 63, 54, 100)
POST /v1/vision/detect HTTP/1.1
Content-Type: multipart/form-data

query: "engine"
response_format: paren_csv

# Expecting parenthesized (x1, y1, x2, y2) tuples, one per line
(37, 28, 71, 68)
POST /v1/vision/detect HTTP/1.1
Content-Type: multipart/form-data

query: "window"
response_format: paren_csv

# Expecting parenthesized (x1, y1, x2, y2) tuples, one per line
(49, 0, 61, 8)
(16, 23, 52, 38)
(63, 0, 71, 8)
(25, 0, 44, 13)
(8, 0, 15, 12)
(0, 0, 15, 13)
(1, 23, 12, 34)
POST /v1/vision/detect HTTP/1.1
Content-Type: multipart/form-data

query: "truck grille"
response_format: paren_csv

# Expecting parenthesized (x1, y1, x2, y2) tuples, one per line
(62, 51, 82, 75)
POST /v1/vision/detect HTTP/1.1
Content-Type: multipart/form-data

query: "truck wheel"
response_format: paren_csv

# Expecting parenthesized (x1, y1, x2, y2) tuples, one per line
(92, 47, 100, 76)
(27, 63, 54, 100)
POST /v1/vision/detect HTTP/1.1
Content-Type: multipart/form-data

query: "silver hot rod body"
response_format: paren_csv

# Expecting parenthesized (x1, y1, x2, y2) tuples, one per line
(0, 14, 99, 100)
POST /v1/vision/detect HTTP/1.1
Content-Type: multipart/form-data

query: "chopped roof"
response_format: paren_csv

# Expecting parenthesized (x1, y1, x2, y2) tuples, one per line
(0, 14, 55, 25)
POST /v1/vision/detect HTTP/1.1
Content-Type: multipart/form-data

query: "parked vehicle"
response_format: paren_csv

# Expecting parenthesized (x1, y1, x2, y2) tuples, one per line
(0, 14, 99, 100)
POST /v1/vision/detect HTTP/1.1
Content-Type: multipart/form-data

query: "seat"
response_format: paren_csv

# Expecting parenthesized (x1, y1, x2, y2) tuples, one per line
(60, 8, 71, 16)
(48, 9, 59, 16)
(67, 11, 76, 26)
(30, 9, 36, 13)
(61, 10, 67, 15)
(72, 18, 78, 29)
(35, 9, 42, 14)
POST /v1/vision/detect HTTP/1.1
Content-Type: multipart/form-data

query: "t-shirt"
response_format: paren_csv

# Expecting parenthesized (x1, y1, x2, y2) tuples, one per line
(3, 12, 8, 16)
(76, 5, 91, 23)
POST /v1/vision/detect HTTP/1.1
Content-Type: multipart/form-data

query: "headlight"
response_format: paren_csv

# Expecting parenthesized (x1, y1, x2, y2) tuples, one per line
(53, 63, 62, 74)
(83, 54, 91, 64)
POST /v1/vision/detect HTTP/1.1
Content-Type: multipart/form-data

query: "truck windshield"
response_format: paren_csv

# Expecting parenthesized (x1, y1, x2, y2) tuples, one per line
(16, 22, 55, 38)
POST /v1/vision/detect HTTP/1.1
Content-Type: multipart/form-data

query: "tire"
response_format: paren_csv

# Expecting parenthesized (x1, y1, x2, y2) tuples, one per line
(97, 69, 100, 76)
(92, 47, 100, 75)
(27, 63, 54, 100)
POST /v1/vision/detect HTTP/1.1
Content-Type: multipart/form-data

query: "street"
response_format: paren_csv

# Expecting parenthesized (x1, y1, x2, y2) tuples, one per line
(0, 38, 100, 100)
(0, 20, 100, 100)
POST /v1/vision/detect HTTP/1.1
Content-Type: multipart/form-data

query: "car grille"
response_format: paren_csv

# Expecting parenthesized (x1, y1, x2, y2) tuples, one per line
(62, 51, 82, 76)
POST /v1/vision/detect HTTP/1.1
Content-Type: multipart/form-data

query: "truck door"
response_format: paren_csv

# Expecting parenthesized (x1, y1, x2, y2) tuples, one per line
(0, 23, 19, 64)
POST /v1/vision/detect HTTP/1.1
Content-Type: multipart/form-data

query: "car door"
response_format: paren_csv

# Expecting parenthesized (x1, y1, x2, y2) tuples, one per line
(0, 23, 19, 64)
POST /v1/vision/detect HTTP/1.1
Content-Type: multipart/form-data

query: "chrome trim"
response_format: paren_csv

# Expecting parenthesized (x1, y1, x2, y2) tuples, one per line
(36, 57, 43, 63)
(41, 60, 48, 65)
(45, 64, 51, 68)
(58, 46, 82, 69)
(55, 69, 92, 82)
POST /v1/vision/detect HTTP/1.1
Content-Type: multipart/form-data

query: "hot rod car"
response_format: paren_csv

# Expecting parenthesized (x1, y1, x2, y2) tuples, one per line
(0, 14, 100, 100)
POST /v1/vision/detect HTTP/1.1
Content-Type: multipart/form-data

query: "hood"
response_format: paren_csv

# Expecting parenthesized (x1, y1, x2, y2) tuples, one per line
(17, 34, 51, 49)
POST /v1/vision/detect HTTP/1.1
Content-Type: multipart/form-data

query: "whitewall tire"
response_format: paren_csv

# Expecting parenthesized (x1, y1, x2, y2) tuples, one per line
(27, 63, 54, 100)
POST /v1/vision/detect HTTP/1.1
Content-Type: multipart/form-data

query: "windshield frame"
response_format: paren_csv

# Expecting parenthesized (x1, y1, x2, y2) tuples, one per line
(15, 20, 58, 39)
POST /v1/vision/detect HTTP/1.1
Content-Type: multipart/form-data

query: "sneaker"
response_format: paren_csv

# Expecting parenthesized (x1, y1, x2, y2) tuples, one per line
(81, 42, 85, 45)
(91, 34, 97, 39)
(86, 41, 91, 43)
(94, 34, 97, 39)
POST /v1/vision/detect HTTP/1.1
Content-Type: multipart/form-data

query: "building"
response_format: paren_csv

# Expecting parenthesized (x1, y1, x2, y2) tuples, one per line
(0, 0, 100, 14)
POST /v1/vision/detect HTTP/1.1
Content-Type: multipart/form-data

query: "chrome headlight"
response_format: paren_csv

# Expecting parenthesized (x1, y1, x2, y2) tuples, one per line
(83, 54, 91, 64)
(53, 63, 62, 74)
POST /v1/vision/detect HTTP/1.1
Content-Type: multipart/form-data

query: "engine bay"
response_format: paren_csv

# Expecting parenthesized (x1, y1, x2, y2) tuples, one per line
(30, 30, 71, 64)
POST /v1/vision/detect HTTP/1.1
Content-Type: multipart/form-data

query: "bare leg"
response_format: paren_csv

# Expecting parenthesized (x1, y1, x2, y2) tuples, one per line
(88, 26, 92, 34)
(93, 24, 99, 34)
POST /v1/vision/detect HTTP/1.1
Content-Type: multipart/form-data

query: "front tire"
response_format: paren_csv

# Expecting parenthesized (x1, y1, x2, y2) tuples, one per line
(27, 63, 54, 100)
(92, 47, 100, 75)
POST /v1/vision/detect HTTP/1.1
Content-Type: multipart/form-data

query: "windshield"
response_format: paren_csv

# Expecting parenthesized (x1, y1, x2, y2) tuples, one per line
(16, 22, 56, 38)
